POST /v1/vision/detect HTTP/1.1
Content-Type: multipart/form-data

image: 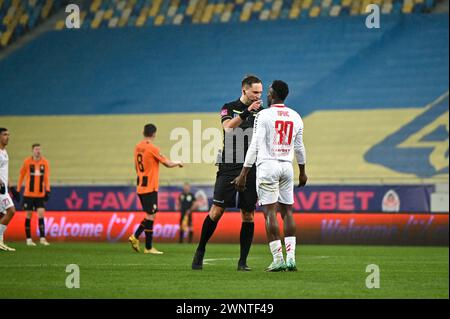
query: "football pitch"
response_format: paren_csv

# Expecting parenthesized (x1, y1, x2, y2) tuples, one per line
(0, 243, 448, 299)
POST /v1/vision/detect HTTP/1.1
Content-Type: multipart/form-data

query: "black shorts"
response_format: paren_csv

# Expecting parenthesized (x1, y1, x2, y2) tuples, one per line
(138, 192, 158, 214)
(212, 167, 257, 212)
(180, 210, 193, 226)
(23, 197, 45, 211)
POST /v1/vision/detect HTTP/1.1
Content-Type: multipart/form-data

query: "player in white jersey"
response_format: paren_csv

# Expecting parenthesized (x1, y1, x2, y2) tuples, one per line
(0, 128, 17, 251)
(233, 81, 307, 272)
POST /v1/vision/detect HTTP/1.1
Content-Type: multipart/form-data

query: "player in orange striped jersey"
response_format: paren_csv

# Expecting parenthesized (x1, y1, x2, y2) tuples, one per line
(17, 144, 51, 246)
(128, 124, 183, 254)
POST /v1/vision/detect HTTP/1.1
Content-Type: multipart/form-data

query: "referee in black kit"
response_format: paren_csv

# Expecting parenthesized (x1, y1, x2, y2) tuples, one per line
(192, 75, 263, 271)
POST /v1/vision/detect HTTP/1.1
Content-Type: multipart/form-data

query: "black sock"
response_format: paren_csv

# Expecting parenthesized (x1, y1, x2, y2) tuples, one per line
(197, 216, 218, 252)
(188, 230, 193, 243)
(179, 229, 184, 243)
(134, 219, 146, 238)
(38, 218, 46, 238)
(25, 218, 31, 239)
(239, 222, 254, 265)
(144, 219, 154, 249)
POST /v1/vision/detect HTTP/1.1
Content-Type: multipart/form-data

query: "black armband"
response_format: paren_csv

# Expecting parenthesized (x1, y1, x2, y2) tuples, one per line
(239, 109, 251, 120)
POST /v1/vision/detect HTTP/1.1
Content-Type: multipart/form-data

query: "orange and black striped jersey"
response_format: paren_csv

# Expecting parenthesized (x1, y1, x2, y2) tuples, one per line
(134, 140, 168, 194)
(17, 156, 50, 198)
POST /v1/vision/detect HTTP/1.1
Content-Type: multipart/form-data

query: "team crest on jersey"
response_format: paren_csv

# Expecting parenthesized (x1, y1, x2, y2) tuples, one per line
(381, 190, 401, 212)
(220, 109, 228, 116)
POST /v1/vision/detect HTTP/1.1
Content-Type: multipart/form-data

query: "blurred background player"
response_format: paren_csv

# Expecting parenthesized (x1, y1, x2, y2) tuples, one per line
(129, 124, 183, 254)
(17, 143, 51, 246)
(178, 182, 196, 243)
(0, 128, 17, 252)
(192, 75, 263, 271)
(234, 80, 307, 272)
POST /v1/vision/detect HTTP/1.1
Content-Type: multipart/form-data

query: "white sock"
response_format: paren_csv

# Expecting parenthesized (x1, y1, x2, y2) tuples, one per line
(285, 236, 296, 261)
(0, 224, 6, 241)
(269, 240, 284, 263)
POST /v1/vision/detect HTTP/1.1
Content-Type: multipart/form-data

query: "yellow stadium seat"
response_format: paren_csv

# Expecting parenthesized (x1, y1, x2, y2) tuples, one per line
(289, 7, 301, 19)
(253, 1, 264, 12)
(186, 1, 197, 16)
(330, 5, 341, 16)
(215, 3, 225, 14)
(136, 14, 147, 27)
(220, 10, 232, 23)
(108, 17, 119, 28)
(402, 3, 414, 13)
(173, 13, 184, 25)
(90, 0, 102, 13)
(192, 0, 208, 24)
(125, 0, 137, 10)
(91, 11, 104, 29)
(259, 9, 270, 20)
(269, 8, 280, 20)
(168, 5, 177, 17)
(236, 0, 245, 5)
(41, 0, 53, 19)
(309, 6, 320, 17)
(3, 15, 12, 26)
(1, 30, 12, 46)
(322, 0, 332, 8)
(342, 0, 352, 6)
(150, 0, 162, 17)
(118, 9, 132, 27)
(55, 20, 65, 30)
(104, 9, 114, 20)
(154, 14, 165, 26)
(201, 4, 215, 23)
(381, 3, 393, 14)
(20, 14, 29, 25)
(240, 9, 251, 22)
(302, 0, 313, 9)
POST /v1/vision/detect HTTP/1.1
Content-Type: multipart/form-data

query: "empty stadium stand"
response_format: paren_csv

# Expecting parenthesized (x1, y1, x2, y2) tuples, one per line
(0, 0, 68, 48)
(0, 1, 440, 49)
(54, 0, 438, 29)
(0, 6, 447, 185)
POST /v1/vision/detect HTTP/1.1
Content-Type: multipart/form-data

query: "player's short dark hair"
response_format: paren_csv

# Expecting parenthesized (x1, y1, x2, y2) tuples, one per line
(32, 143, 41, 149)
(271, 80, 289, 101)
(242, 74, 262, 88)
(143, 124, 157, 137)
(0, 128, 8, 134)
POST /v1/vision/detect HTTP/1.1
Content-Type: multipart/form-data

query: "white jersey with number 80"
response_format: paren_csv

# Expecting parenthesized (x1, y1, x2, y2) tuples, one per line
(243, 104, 306, 206)
(244, 104, 306, 168)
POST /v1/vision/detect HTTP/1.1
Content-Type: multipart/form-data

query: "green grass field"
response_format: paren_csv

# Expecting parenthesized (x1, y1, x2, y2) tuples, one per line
(0, 243, 448, 299)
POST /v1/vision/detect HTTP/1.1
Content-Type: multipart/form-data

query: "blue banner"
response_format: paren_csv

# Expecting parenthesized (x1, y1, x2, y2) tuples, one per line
(11, 185, 436, 213)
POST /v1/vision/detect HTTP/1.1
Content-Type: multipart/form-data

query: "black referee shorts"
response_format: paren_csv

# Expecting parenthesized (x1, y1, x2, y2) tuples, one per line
(180, 210, 193, 226)
(212, 167, 257, 212)
(138, 192, 158, 214)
